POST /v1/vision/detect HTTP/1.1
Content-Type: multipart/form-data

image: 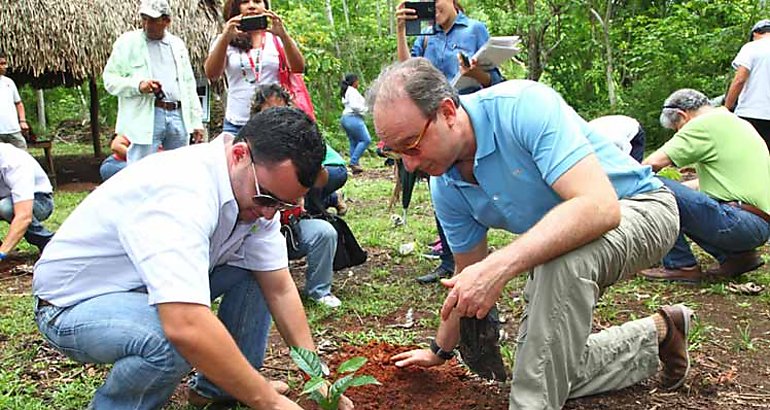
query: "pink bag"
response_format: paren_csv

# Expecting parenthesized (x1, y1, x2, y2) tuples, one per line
(273, 36, 317, 122)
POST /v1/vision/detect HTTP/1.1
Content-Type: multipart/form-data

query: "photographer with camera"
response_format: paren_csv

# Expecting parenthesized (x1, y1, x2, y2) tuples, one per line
(103, 0, 205, 164)
(205, 0, 305, 135)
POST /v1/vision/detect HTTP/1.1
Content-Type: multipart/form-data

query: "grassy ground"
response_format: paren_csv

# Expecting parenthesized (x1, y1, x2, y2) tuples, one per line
(1, 148, 769, 409)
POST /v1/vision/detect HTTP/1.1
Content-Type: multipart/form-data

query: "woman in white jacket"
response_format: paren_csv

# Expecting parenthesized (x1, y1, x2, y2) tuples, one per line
(340, 73, 371, 174)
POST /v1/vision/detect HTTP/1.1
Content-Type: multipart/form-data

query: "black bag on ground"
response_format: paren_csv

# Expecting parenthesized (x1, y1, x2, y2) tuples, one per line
(323, 214, 368, 271)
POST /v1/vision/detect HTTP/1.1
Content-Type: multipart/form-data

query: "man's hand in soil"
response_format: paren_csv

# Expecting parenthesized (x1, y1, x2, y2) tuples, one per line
(440, 256, 510, 321)
(391, 348, 445, 368)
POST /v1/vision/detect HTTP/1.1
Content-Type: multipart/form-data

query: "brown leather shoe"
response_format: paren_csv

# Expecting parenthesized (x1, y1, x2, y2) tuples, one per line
(639, 265, 703, 283)
(705, 250, 764, 279)
(658, 304, 694, 391)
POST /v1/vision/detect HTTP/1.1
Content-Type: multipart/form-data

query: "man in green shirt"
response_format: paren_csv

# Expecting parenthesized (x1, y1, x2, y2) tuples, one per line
(641, 88, 770, 282)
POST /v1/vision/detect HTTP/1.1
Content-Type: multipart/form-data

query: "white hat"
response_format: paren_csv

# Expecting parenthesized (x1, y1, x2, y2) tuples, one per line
(139, 0, 172, 18)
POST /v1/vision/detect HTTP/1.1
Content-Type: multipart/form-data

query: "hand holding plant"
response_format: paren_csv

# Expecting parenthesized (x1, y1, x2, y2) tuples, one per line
(290, 346, 380, 410)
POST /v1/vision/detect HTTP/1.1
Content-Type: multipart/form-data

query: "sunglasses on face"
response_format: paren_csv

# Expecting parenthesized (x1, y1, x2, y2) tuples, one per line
(380, 115, 434, 159)
(251, 163, 298, 211)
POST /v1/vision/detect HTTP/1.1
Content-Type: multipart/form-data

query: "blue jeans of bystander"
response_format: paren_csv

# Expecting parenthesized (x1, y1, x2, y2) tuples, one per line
(659, 178, 770, 269)
(340, 114, 371, 166)
(295, 218, 337, 300)
(127, 108, 189, 163)
(0, 192, 55, 247)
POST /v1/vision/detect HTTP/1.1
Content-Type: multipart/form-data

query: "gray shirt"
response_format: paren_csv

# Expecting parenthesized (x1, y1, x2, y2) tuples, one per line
(146, 32, 181, 102)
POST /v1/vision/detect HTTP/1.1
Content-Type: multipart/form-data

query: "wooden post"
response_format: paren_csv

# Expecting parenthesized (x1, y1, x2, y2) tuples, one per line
(89, 77, 102, 158)
(35, 89, 46, 131)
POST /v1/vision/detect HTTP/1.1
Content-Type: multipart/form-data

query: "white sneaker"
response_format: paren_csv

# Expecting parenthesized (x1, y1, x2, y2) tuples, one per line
(315, 294, 342, 308)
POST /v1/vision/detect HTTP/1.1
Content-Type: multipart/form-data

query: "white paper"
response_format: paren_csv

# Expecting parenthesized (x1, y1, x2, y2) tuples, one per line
(451, 36, 521, 90)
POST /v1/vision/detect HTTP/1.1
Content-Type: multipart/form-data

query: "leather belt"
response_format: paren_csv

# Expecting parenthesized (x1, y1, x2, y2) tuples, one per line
(725, 201, 770, 224)
(154, 100, 182, 110)
(37, 298, 53, 307)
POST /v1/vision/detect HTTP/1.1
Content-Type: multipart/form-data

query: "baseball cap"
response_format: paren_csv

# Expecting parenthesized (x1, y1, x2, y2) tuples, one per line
(749, 19, 770, 41)
(139, 0, 172, 18)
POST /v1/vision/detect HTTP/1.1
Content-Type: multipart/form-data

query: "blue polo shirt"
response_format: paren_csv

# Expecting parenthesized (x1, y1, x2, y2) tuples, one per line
(411, 12, 502, 93)
(431, 80, 662, 253)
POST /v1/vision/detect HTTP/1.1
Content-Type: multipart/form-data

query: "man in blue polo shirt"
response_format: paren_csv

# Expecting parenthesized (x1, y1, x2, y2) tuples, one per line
(369, 58, 692, 409)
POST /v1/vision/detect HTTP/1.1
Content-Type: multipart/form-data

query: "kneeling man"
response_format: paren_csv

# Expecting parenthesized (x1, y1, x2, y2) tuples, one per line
(641, 88, 770, 282)
(370, 58, 691, 409)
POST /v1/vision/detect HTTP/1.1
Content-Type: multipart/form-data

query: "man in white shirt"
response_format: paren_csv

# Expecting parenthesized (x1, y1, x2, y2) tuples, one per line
(725, 19, 770, 148)
(103, 0, 204, 164)
(0, 144, 54, 258)
(588, 115, 646, 162)
(33, 108, 352, 410)
(0, 52, 29, 149)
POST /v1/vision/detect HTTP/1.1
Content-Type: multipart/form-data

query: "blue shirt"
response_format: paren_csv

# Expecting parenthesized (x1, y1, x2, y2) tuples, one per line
(431, 80, 662, 253)
(411, 12, 502, 94)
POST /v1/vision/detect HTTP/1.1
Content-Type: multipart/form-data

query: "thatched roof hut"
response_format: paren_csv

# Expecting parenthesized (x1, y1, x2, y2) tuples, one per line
(0, 0, 222, 89)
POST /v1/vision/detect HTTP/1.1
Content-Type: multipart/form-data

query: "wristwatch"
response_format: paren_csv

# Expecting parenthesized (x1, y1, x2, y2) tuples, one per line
(430, 338, 456, 360)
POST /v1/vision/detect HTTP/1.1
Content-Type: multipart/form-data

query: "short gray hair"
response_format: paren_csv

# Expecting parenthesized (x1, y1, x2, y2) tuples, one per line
(366, 58, 460, 119)
(659, 88, 709, 130)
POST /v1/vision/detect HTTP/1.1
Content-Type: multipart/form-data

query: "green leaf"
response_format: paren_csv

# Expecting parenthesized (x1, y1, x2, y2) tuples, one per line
(328, 374, 355, 403)
(338, 356, 367, 374)
(301, 377, 327, 396)
(289, 346, 323, 377)
(349, 375, 381, 387)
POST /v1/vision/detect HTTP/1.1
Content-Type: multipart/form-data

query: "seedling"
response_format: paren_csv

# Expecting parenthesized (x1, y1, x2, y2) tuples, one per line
(290, 346, 380, 410)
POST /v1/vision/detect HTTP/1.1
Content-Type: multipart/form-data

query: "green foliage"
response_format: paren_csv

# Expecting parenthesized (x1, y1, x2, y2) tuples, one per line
(656, 166, 682, 181)
(289, 346, 380, 410)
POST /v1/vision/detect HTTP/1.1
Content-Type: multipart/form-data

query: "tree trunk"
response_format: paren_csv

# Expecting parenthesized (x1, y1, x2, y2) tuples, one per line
(342, 0, 350, 27)
(324, 0, 342, 57)
(35, 89, 46, 131)
(526, 0, 544, 81)
(89, 77, 102, 158)
(590, 2, 616, 110)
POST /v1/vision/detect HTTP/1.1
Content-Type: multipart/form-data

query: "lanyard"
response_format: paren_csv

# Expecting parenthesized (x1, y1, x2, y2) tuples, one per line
(241, 37, 266, 84)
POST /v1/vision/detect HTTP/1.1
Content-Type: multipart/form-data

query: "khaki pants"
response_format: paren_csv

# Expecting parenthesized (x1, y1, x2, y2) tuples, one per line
(510, 188, 679, 409)
(0, 132, 27, 149)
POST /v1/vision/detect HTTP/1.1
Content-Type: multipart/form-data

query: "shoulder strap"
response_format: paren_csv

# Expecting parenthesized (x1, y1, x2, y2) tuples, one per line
(271, 34, 289, 73)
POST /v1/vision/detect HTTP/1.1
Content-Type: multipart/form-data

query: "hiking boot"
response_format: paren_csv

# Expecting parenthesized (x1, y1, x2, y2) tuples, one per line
(349, 164, 364, 175)
(639, 265, 703, 283)
(705, 250, 764, 279)
(334, 194, 348, 216)
(415, 266, 452, 284)
(658, 304, 694, 391)
(457, 306, 508, 381)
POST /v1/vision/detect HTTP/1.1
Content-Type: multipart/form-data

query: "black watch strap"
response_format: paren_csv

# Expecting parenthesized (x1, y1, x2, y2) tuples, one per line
(430, 338, 456, 360)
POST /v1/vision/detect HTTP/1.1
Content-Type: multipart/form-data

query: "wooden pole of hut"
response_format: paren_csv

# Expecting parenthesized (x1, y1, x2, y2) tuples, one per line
(89, 77, 101, 158)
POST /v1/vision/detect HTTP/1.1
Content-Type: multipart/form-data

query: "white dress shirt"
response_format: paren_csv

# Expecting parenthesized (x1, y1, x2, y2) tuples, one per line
(33, 134, 287, 307)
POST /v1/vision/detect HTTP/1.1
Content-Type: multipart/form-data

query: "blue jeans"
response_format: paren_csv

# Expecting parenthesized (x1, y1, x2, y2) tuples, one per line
(0, 192, 54, 245)
(99, 156, 127, 182)
(659, 178, 770, 268)
(340, 114, 371, 166)
(127, 108, 189, 163)
(305, 165, 348, 215)
(35, 265, 272, 409)
(295, 219, 337, 299)
(222, 119, 243, 135)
